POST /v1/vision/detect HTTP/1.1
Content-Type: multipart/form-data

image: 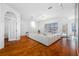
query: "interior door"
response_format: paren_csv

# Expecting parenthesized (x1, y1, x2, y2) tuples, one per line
(8, 20, 17, 41)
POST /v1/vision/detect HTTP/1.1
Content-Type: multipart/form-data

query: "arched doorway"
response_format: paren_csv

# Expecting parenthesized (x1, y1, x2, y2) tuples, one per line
(4, 11, 17, 42)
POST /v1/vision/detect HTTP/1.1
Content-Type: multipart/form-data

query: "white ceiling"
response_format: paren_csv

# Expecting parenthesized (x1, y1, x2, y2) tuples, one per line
(6, 3, 75, 21)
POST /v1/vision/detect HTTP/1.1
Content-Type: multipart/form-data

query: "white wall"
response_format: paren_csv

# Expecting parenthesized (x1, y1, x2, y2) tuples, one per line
(0, 4, 4, 49)
(20, 20, 29, 35)
(20, 19, 38, 35)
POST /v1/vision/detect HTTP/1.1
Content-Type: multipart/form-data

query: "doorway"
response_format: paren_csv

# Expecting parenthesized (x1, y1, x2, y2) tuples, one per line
(4, 11, 17, 46)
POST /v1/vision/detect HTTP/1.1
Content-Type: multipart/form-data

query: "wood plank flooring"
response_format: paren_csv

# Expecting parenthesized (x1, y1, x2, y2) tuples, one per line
(0, 36, 78, 56)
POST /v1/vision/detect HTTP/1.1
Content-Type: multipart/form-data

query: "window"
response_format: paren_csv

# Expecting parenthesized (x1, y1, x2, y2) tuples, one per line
(45, 23, 58, 34)
(72, 23, 76, 32)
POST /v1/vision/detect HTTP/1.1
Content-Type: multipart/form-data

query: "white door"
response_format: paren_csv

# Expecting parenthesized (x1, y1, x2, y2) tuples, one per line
(8, 20, 17, 41)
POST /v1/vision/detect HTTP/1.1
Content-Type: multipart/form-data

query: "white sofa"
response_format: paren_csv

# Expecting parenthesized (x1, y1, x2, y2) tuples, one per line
(28, 33, 61, 46)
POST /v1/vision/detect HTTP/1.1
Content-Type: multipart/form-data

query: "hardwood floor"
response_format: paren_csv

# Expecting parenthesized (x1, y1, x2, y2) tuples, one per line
(0, 36, 78, 56)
